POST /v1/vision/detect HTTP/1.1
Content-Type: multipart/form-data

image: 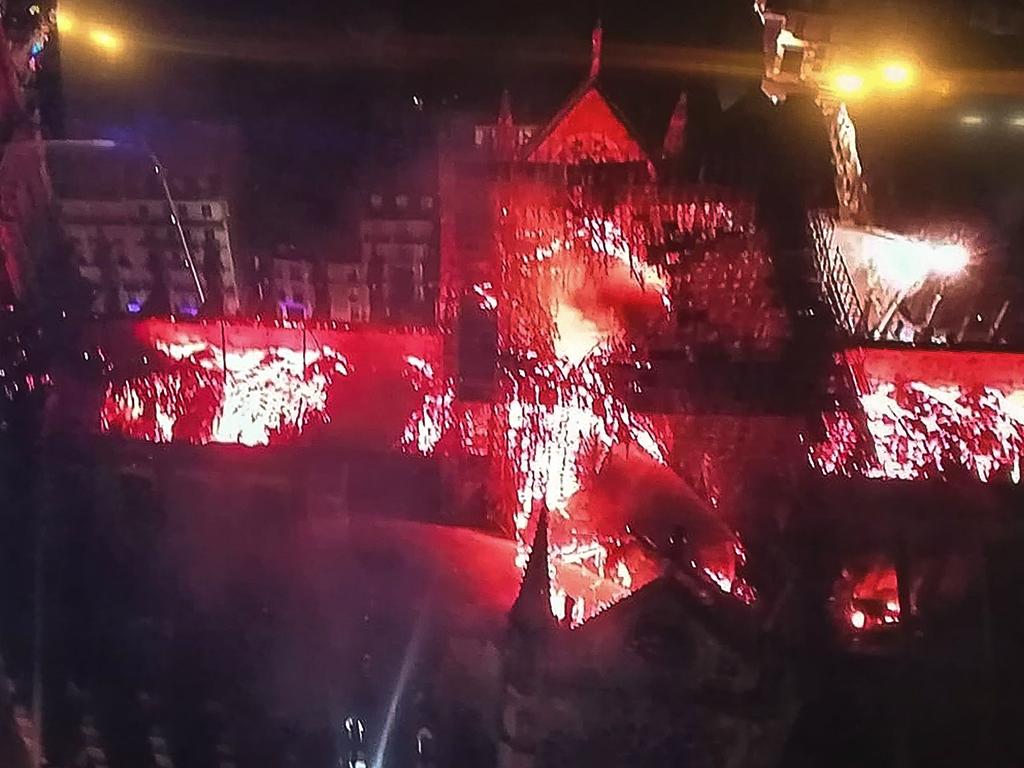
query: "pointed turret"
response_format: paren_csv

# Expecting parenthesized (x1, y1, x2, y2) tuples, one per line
(495, 89, 517, 162)
(589, 20, 603, 82)
(509, 506, 555, 633)
(663, 90, 688, 160)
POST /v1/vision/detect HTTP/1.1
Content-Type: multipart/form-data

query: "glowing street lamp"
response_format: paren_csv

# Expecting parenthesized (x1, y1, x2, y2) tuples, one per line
(830, 69, 865, 98)
(54, 9, 74, 32)
(88, 27, 122, 54)
(879, 60, 914, 89)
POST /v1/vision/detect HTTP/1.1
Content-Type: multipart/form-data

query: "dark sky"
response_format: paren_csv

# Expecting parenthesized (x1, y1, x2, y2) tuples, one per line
(54, 0, 765, 252)
(60, 0, 763, 123)
(54, 1, 1024, 257)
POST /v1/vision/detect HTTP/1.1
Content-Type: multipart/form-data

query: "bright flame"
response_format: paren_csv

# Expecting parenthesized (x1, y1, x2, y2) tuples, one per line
(102, 338, 348, 446)
(492, 208, 754, 624)
(868, 235, 969, 291)
(811, 363, 1024, 484)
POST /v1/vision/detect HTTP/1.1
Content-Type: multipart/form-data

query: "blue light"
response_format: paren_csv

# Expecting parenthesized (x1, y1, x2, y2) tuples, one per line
(127, 300, 141, 314)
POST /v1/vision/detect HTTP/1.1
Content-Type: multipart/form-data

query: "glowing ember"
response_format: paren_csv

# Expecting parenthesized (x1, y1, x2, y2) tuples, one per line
(811, 379, 1024, 483)
(837, 562, 901, 633)
(494, 205, 753, 624)
(472, 282, 498, 312)
(401, 356, 487, 457)
(102, 338, 349, 446)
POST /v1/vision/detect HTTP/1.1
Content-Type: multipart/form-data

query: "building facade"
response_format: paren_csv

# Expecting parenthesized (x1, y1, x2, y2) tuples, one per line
(359, 188, 438, 324)
(57, 197, 241, 316)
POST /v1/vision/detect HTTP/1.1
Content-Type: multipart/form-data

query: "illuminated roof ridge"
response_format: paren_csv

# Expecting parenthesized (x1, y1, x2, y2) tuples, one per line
(520, 23, 651, 167)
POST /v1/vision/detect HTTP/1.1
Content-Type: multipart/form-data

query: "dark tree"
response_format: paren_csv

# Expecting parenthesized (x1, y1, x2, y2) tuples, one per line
(312, 254, 330, 319)
(142, 245, 171, 317)
(200, 232, 225, 316)
(92, 229, 119, 315)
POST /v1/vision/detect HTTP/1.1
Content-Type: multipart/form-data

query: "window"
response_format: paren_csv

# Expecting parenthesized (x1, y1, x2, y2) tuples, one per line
(395, 195, 408, 209)
(201, 204, 213, 219)
(370, 193, 383, 209)
(420, 196, 434, 211)
(204, 229, 216, 242)
(119, 256, 132, 270)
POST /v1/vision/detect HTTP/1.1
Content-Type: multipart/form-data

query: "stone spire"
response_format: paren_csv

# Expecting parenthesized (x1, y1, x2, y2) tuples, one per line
(663, 90, 688, 160)
(495, 88, 517, 161)
(589, 19, 603, 81)
(509, 506, 555, 632)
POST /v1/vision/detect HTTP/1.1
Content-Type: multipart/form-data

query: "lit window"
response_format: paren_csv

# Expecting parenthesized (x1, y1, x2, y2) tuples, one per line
(396, 195, 408, 209)
(370, 194, 383, 208)
(421, 196, 434, 210)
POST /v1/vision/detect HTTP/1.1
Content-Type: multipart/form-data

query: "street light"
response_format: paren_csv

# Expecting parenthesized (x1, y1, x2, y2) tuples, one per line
(880, 60, 914, 89)
(54, 9, 74, 32)
(830, 69, 865, 98)
(87, 27, 122, 54)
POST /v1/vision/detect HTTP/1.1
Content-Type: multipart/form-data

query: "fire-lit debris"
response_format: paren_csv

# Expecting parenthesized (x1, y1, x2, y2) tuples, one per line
(101, 338, 349, 446)
(835, 561, 901, 633)
(810, 356, 1024, 483)
(400, 355, 488, 457)
(493, 206, 757, 624)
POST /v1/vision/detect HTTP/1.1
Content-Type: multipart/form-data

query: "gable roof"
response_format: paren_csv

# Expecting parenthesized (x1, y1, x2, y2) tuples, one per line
(522, 80, 651, 166)
(569, 571, 760, 658)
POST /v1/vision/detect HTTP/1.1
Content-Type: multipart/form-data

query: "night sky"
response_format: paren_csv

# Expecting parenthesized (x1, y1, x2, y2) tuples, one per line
(54, 1, 1024, 260)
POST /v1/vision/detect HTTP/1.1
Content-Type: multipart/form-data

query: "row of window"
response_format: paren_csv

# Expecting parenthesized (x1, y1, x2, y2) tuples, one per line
(369, 194, 434, 211)
(138, 202, 217, 220)
(80, 252, 228, 271)
(94, 279, 237, 296)
(69, 227, 222, 247)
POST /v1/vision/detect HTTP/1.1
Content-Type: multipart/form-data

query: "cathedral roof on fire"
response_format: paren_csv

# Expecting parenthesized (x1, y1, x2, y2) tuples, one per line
(518, 22, 652, 167)
(521, 79, 652, 166)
